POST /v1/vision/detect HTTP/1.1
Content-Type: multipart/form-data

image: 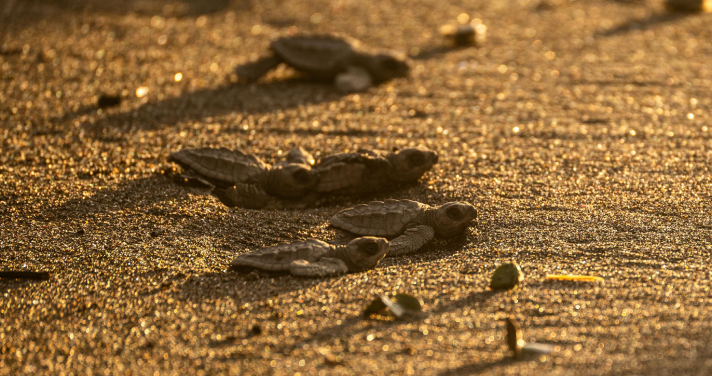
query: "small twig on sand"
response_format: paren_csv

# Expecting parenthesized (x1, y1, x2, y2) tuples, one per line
(0, 271, 51, 280)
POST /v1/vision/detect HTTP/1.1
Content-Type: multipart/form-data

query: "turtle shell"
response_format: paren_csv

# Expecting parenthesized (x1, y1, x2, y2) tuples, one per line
(270, 35, 358, 76)
(329, 199, 428, 238)
(314, 152, 390, 193)
(169, 147, 269, 188)
(230, 239, 332, 272)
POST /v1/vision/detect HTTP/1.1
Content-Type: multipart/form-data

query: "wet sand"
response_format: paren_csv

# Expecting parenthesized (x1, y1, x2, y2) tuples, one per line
(1, 0, 711, 374)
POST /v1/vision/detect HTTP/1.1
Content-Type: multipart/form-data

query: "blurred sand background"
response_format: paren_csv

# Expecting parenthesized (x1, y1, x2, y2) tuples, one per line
(1, 0, 711, 374)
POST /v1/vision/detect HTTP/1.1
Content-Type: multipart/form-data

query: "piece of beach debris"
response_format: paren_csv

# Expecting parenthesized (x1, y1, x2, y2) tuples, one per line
(229, 237, 388, 277)
(363, 293, 423, 319)
(505, 317, 524, 359)
(250, 324, 262, 336)
(0, 271, 51, 280)
(314, 147, 438, 196)
(490, 262, 524, 290)
(97, 94, 122, 108)
(234, 34, 410, 91)
(665, 0, 712, 12)
(330, 199, 477, 256)
(169, 147, 318, 209)
(439, 19, 487, 46)
(546, 274, 604, 282)
(505, 317, 556, 359)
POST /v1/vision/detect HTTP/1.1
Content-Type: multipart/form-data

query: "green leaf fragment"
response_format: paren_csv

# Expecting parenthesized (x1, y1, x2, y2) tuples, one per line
(490, 262, 524, 290)
(394, 293, 423, 312)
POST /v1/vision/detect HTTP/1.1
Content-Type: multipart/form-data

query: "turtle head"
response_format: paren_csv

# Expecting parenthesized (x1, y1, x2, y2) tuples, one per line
(343, 237, 389, 272)
(367, 52, 410, 82)
(265, 163, 319, 198)
(433, 202, 478, 238)
(388, 147, 438, 182)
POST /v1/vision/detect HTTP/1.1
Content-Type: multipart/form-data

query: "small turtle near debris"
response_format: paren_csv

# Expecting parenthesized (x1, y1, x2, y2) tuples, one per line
(490, 262, 524, 290)
(229, 237, 389, 277)
(314, 146, 438, 196)
(330, 199, 478, 256)
(235, 34, 410, 91)
(440, 19, 487, 47)
(169, 146, 318, 209)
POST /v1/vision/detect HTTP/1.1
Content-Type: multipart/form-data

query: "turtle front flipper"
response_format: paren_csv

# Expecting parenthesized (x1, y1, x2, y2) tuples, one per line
(388, 225, 435, 256)
(213, 183, 273, 209)
(235, 54, 283, 82)
(284, 147, 315, 166)
(335, 66, 373, 93)
(290, 258, 349, 277)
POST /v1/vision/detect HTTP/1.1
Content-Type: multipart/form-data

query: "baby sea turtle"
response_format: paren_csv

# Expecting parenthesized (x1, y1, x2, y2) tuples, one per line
(314, 147, 438, 196)
(330, 199, 478, 256)
(229, 237, 389, 277)
(169, 147, 318, 208)
(235, 34, 410, 91)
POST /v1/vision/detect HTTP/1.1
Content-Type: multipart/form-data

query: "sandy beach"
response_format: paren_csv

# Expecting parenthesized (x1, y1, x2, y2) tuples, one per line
(1, 0, 711, 374)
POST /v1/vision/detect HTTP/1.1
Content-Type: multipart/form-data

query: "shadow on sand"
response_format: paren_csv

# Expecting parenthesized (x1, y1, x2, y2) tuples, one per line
(597, 11, 691, 37)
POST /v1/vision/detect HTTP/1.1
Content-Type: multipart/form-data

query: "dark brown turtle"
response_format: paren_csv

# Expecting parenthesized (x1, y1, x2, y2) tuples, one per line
(229, 237, 389, 277)
(330, 199, 477, 256)
(169, 147, 318, 208)
(314, 147, 438, 195)
(235, 34, 410, 91)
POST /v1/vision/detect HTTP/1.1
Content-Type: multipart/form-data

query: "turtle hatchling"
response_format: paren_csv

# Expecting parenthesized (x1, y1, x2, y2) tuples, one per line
(235, 34, 410, 91)
(229, 237, 389, 277)
(169, 146, 318, 209)
(314, 147, 438, 195)
(330, 199, 478, 256)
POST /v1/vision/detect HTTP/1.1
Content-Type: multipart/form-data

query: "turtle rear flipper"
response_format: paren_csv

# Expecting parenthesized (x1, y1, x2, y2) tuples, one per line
(213, 183, 272, 209)
(388, 225, 435, 256)
(290, 258, 349, 277)
(235, 54, 283, 82)
(173, 169, 215, 189)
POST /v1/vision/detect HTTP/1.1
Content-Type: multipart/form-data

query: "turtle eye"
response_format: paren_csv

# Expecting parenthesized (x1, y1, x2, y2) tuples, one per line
(362, 242, 380, 255)
(407, 152, 425, 166)
(446, 207, 464, 221)
(293, 169, 311, 184)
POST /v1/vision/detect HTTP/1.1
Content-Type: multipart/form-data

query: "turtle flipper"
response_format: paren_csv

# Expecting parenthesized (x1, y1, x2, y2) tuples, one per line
(290, 257, 349, 277)
(388, 225, 435, 256)
(284, 147, 315, 166)
(235, 54, 283, 82)
(213, 183, 272, 209)
(335, 66, 373, 93)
